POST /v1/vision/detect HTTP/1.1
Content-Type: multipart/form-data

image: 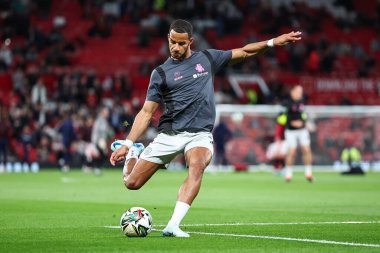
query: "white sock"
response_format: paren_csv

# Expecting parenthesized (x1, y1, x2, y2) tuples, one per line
(285, 167, 293, 178)
(167, 201, 190, 227)
(305, 165, 312, 176)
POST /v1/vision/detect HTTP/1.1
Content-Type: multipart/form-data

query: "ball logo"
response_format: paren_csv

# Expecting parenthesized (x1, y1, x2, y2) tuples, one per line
(193, 74, 198, 78)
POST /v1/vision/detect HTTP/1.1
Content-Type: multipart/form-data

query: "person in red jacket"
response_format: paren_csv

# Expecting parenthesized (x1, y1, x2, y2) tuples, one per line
(266, 113, 287, 171)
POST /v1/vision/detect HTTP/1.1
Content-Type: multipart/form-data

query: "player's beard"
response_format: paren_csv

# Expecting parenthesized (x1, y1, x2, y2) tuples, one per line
(170, 45, 189, 61)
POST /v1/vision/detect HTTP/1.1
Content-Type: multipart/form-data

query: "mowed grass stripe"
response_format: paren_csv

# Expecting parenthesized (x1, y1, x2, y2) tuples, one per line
(1, 170, 380, 253)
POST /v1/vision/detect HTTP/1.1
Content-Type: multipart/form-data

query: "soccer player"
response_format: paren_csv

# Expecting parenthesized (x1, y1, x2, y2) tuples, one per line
(283, 85, 313, 182)
(110, 19, 301, 237)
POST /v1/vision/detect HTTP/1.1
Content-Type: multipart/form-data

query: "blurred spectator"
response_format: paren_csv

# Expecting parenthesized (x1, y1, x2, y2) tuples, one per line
(319, 48, 336, 73)
(102, 0, 121, 21)
(20, 125, 34, 165)
(34, 0, 52, 18)
(216, 0, 243, 36)
(137, 28, 151, 48)
(370, 38, 380, 52)
(53, 14, 67, 29)
(119, 103, 135, 131)
(341, 145, 364, 175)
(31, 78, 47, 106)
(306, 44, 320, 73)
(58, 112, 77, 172)
(0, 39, 12, 71)
(37, 134, 53, 165)
(10, 0, 31, 37)
(214, 79, 238, 104)
(0, 105, 12, 169)
(352, 42, 365, 59)
(12, 66, 26, 92)
(289, 43, 306, 73)
(27, 26, 48, 51)
(192, 32, 211, 51)
(88, 16, 111, 38)
(45, 43, 71, 66)
(266, 113, 288, 171)
(113, 72, 133, 99)
(48, 27, 64, 45)
(213, 119, 232, 165)
(91, 106, 114, 174)
(101, 75, 114, 98)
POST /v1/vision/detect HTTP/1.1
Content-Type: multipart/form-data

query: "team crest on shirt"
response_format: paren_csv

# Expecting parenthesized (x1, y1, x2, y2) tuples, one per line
(174, 71, 183, 81)
(193, 63, 208, 79)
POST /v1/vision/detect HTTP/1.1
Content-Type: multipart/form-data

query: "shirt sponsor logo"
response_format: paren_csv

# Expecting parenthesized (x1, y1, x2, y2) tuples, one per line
(195, 63, 205, 72)
(193, 63, 208, 79)
(174, 71, 183, 81)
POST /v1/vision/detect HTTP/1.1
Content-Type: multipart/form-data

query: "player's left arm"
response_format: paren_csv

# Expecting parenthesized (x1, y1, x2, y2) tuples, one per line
(229, 31, 302, 65)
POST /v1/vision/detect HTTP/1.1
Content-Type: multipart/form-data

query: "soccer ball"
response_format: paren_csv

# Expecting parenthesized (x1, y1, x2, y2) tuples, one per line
(120, 207, 153, 237)
(110, 140, 127, 151)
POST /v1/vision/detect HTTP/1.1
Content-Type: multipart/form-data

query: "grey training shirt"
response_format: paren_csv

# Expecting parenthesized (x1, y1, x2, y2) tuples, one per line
(146, 49, 232, 133)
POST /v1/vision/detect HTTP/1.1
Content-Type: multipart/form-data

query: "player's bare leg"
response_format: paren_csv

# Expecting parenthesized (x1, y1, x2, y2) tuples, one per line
(285, 148, 297, 182)
(301, 145, 313, 182)
(120, 143, 146, 186)
(123, 159, 162, 190)
(179, 147, 212, 204)
(163, 147, 212, 238)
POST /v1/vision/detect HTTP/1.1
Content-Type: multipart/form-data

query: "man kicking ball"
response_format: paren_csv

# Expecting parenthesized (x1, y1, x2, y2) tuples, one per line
(110, 19, 301, 237)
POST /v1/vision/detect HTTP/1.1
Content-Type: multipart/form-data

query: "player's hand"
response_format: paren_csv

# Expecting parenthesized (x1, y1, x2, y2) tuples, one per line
(110, 145, 129, 166)
(274, 31, 302, 46)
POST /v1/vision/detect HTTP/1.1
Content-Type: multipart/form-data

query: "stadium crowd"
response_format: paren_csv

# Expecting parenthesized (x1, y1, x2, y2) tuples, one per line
(0, 0, 379, 168)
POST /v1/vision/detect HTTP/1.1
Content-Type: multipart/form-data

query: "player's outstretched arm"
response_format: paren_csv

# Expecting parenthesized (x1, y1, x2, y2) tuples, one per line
(109, 101, 159, 165)
(229, 31, 302, 65)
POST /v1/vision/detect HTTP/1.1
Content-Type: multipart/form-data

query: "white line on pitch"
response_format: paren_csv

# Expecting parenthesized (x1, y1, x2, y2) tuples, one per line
(185, 231, 380, 248)
(61, 177, 78, 183)
(164, 220, 380, 227)
(104, 220, 380, 229)
(106, 227, 380, 248)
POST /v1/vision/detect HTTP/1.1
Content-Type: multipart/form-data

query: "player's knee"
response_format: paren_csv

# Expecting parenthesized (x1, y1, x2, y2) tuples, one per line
(302, 145, 311, 154)
(288, 148, 297, 157)
(124, 178, 142, 190)
(188, 162, 206, 177)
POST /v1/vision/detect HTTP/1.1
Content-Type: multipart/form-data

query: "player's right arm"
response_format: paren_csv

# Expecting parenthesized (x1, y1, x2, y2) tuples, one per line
(127, 101, 159, 142)
(110, 68, 163, 165)
(109, 100, 159, 166)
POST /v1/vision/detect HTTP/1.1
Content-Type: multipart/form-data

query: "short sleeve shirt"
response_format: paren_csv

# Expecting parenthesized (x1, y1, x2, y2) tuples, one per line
(146, 49, 232, 132)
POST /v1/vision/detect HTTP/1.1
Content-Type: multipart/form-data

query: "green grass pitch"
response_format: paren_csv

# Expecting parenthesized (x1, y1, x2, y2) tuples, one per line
(1, 170, 380, 253)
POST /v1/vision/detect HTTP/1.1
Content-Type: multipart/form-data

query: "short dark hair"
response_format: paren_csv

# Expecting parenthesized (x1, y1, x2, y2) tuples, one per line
(169, 19, 193, 39)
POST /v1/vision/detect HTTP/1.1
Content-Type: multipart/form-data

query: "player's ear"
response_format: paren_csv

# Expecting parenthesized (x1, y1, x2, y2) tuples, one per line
(189, 37, 194, 45)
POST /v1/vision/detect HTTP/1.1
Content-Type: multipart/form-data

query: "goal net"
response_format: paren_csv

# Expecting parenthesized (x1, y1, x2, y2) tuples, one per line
(213, 105, 380, 171)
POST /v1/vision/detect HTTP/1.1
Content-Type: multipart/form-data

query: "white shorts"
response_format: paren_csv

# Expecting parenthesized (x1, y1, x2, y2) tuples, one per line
(285, 128, 311, 149)
(140, 131, 214, 165)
